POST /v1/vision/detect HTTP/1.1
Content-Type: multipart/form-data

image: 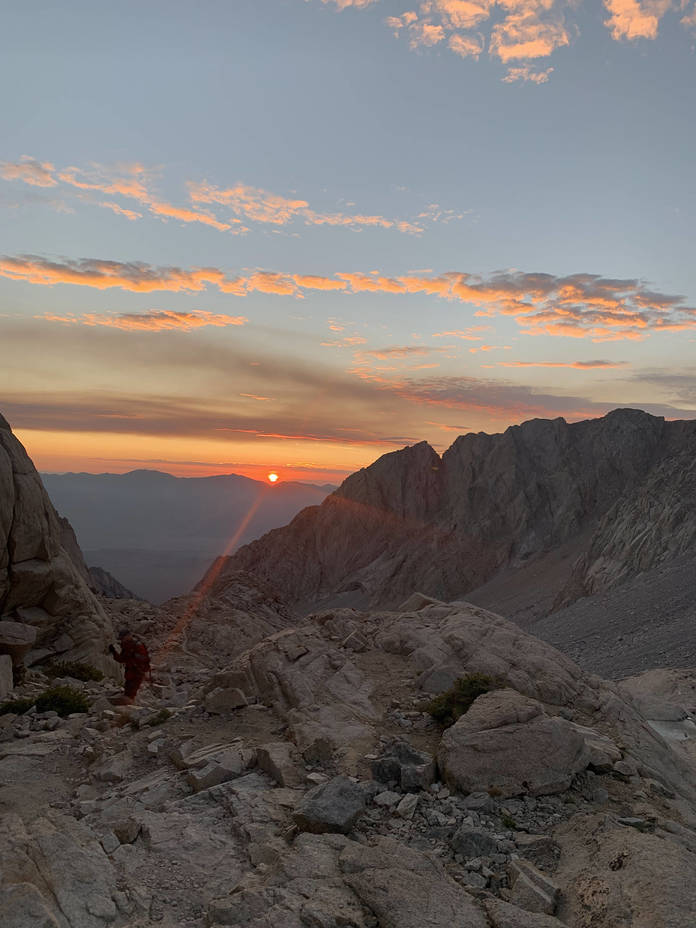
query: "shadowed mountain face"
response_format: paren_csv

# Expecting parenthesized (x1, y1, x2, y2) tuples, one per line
(216, 409, 696, 614)
(41, 470, 333, 603)
(0, 413, 112, 667)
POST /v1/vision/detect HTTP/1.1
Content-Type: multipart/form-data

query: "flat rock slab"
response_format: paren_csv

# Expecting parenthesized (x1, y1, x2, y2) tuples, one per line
(339, 836, 488, 928)
(293, 775, 366, 834)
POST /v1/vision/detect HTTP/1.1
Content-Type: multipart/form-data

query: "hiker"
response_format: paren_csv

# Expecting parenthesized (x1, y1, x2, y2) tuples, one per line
(109, 629, 151, 702)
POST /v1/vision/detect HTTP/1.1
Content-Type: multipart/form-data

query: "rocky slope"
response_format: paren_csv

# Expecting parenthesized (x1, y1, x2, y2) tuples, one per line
(2, 594, 696, 927)
(216, 409, 696, 613)
(0, 413, 112, 674)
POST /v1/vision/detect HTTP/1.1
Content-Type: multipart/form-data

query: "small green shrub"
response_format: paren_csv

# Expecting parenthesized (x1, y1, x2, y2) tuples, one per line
(426, 673, 499, 727)
(501, 811, 517, 829)
(35, 685, 90, 717)
(45, 661, 104, 682)
(147, 708, 172, 727)
(0, 696, 35, 716)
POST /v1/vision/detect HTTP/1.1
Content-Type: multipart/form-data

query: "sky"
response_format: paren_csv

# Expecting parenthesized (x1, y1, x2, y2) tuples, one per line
(1, 0, 695, 484)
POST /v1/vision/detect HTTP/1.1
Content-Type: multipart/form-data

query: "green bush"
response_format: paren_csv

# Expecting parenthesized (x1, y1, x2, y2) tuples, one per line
(426, 673, 499, 727)
(147, 708, 172, 727)
(0, 696, 35, 716)
(44, 661, 104, 682)
(501, 811, 517, 829)
(35, 685, 90, 717)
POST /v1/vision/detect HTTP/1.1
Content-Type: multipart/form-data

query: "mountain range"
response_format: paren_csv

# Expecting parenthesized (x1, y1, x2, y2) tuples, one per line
(41, 470, 333, 603)
(214, 408, 696, 628)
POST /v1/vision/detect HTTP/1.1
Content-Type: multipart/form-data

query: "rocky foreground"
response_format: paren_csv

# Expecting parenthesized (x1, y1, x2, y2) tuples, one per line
(2, 595, 696, 928)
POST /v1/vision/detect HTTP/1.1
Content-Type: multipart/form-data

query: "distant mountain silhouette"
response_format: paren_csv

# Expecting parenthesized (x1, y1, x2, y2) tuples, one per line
(42, 470, 334, 603)
(213, 409, 696, 617)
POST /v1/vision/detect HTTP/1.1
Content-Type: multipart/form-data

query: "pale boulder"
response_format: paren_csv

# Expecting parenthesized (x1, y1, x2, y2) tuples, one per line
(438, 689, 592, 797)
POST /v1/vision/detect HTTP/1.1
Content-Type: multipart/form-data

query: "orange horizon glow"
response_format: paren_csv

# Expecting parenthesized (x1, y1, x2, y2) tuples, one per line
(14, 428, 357, 485)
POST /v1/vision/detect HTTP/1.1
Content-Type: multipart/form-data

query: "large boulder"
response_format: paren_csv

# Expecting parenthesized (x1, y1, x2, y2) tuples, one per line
(438, 690, 593, 797)
(0, 414, 112, 668)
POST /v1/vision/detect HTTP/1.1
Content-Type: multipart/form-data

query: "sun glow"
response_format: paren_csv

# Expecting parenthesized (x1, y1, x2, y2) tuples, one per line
(267, 472, 279, 483)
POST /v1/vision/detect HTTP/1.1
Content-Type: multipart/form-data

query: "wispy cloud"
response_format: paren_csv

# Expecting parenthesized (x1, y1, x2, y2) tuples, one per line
(7, 255, 695, 341)
(499, 359, 629, 368)
(99, 201, 142, 221)
(322, 0, 379, 7)
(189, 180, 423, 234)
(41, 309, 247, 332)
(502, 65, 554, 83)
(1, 156, 450, 237)
(363, 345, 448, 359)
(0, 156, 57, 187)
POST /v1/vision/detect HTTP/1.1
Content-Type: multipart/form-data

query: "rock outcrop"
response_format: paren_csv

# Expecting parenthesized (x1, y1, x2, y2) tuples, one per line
(0, 413, 112, 674)
(3, 593, 696, 927)
(217, 409, 696, 614)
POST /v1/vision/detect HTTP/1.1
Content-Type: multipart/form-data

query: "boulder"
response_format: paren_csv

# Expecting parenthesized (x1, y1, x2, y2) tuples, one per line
(293, 776, 366, 834)
(204, 686, 248, 714)
(187, 749, 252, 792)
(0, 621, 37, 667)
(438, 690, 592, 797)
(514, 834, 562, 873)
(509, 859, 561, 915)
(451, 827, 500, 858)
(371, 740, 436, 791)
(257, 741, 304, 788)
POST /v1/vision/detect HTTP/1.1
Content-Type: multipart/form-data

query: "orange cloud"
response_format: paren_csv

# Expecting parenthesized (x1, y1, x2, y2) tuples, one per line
(322, 0, 379, 8)
(293, 274, 348, 291)
(99, 201, 142, 221)
(140, 199, 233, 231)
(2, 255, 228, 293)
(364, 345, 445, 359)
(604, 0, 673, 39)
(499, 359, 629, 368)
(7, 255, 696, 341)
(3, 157, 448, 238)
(0, 156, 57, 187)
(448, 33, 485, 57)
(503, 64, 554, 82)
(490, 7, 570, 62)
(433, 328, 485, 339)
(41, 309, 247, 331)
(190, 180, 424, 235)
(436, 0, 494, 29)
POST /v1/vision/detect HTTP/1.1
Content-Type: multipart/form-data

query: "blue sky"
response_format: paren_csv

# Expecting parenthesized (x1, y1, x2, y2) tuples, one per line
(1, 0, 695, 481)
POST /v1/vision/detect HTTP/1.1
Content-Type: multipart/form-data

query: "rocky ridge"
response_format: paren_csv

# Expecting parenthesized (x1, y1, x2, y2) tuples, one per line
(0, 414, 112, 674)
(218, 409, 696, 616)
(2, 593, 696, 927)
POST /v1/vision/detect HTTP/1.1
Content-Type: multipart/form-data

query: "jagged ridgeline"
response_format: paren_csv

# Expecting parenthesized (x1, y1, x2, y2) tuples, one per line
(210, 408, 696, 615)
(0, 413, 113, 674)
